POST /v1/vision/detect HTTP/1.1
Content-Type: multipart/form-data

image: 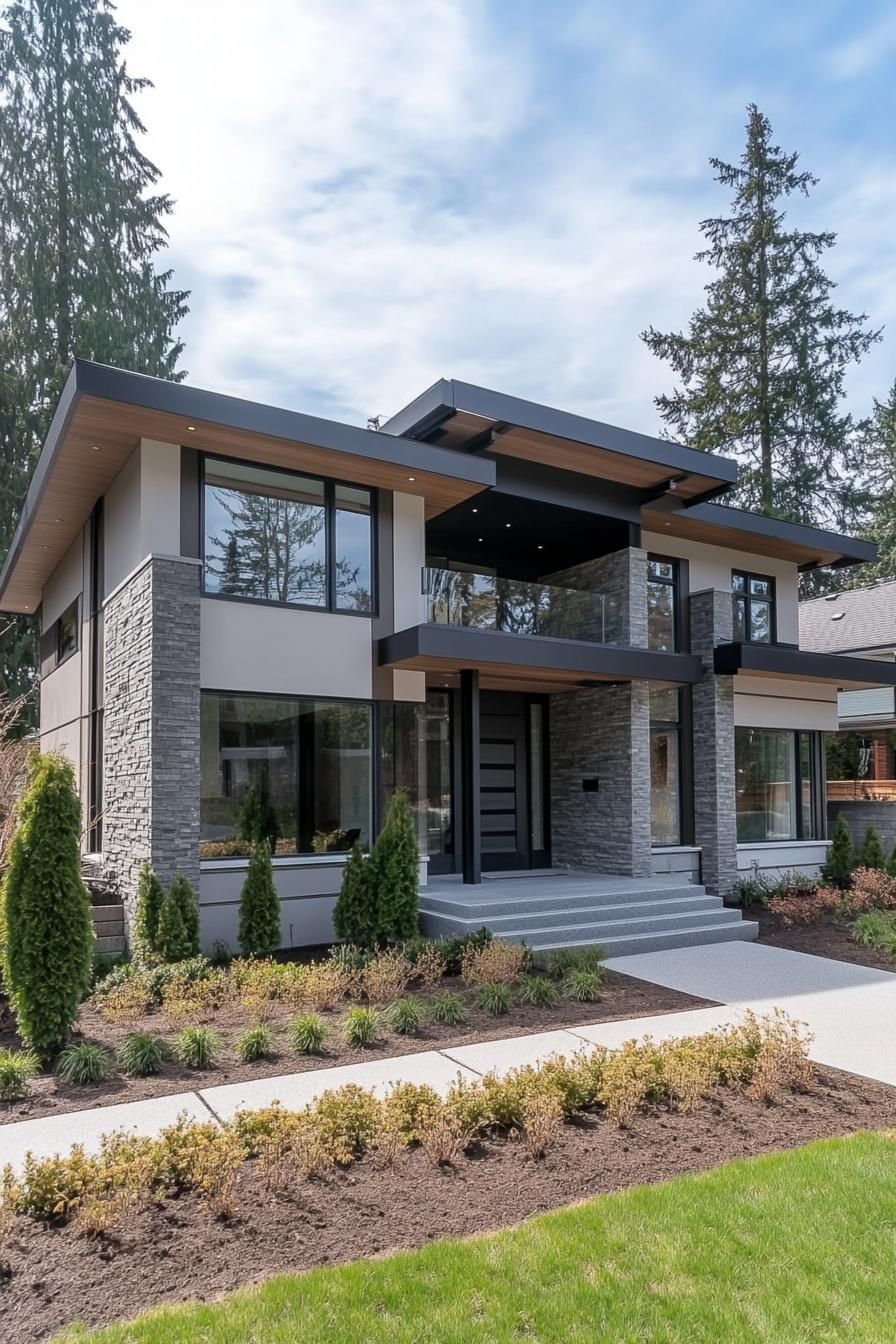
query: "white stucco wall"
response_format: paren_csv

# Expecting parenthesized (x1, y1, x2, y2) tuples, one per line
(104, 438, 181, 596)
(200, 598, 374, 699)
(642, 529, 801, 643)
(734, 675, 839, 732)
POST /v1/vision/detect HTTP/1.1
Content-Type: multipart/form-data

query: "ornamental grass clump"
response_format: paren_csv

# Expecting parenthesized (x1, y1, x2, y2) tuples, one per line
(56, 1041, 109, 1086)
(853, 908, 896, 956)
(427, 989, 466, 1026)
(1, 753, 94, 1056)
(475, 981, 512, 1015)
(563, 966, 604, 1002)
(173, 1025, 219, 1070)
(287, 1013, 326, 1055)
(0, 1047, 40, 1101)
(518, 974, 559, 1008)
(386, 996, 422, 1035)
(235, 1023, 274, 1063)
(238, 840, 281, 957)
(116, 1032, 166, 1077)
(343, 1005, 380, 1048)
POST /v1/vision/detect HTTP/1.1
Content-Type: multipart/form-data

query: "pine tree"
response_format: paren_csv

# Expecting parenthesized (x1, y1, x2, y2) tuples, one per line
(1, 752, 94, 1054)
(219, 536, 243, 595)
(132, 863, 164, 963)
(859, 826, 886, 871)
(168, 873, 200, 957)
(239, 776, 280, 849)
(238, 840, 281, 956)
(821, 813, 855, 890)
(156, 886, 191, 964)
(333, 842, 375, 947)
(0, 0, 189, 718)
(642, 104, 879, 534)
(369, 790, 419, 943)
(852, 380, 896, 583)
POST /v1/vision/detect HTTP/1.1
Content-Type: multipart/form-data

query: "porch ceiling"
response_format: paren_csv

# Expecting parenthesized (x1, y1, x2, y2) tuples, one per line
(379, 623, 704, 693)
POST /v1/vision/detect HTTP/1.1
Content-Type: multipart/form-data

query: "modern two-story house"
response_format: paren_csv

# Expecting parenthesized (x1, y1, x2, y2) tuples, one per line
(3, 361, 894, 955)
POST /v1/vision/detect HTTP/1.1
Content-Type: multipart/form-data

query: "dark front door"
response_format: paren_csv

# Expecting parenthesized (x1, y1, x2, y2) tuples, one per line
(479, 692, 545, 872)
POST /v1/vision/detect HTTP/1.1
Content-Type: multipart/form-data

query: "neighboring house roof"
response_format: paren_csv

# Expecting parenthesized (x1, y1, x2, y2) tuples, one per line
(800, 581, 896, 655)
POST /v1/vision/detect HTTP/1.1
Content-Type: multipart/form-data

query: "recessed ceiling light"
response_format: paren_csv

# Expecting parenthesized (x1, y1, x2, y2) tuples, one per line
(407, 476, 416, 482)
(505, 523, 512, 529)
(91, 444, 100, 451)
(472, 507, 478, 513)
(477, 537, 483, 542)
(537, 544, 544, 550)
(55, 518, 64, 524)
(187, 425, 196, 431)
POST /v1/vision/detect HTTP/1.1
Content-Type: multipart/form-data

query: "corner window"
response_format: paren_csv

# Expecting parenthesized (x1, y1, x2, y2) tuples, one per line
(732, 570, 774, 644)
(650, 687, 681, 845)
(202, 457, 373, 613)
(56, 599, 79, 664)
(735, 727, 818, 842)
(200, 693, 372, 858)
(647, 557, 678, 652)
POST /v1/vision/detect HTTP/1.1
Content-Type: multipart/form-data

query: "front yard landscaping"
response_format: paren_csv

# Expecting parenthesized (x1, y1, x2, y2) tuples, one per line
(32, 1129, 896, 1343)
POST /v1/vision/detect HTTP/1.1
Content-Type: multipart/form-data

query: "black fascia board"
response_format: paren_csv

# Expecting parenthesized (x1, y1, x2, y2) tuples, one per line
(713, 641, 896, 688)
(380, 378, 456, 439)
(489, 456, 644, 525)
(682, 501, 877, 568)
(378, 623, 704, 684)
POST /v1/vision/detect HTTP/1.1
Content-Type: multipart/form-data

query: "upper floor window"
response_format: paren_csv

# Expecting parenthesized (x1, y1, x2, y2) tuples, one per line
(732, 570, 774, 643)
(647, 556, 678, 652)
(202, 457, 373, 613)
(56, 598, 79, 663)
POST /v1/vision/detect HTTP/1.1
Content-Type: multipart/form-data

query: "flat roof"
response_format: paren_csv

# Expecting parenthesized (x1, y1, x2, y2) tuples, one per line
(714, 641, 896, 690)
(0, 361, 495, 614)
(382, 378, 738, 502)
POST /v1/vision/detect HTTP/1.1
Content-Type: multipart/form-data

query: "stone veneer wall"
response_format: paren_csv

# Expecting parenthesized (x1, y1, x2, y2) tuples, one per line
(689, 588, 738, 896)
(543, 546, 648, 646)
(103, 556, 201, 932)
(550, 681, 652, 877)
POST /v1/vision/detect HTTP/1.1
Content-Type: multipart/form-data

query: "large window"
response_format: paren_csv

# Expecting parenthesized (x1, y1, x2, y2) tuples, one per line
(202, 457, 373, 612)
(200, 694, 372, 857)
(650, 687, 682, 846)
(732, 571, 774, 643)
(734, 727, 819, 842)
(647, 557, 678, 652)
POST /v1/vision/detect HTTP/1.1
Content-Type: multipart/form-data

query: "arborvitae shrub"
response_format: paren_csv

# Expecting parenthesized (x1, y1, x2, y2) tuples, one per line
(369, 790, 419, 943)
(860, 825, 886, 871)
(132, 864, 164, 962)
(239, 775, 279, 848)
(333, 842, 375, 947)
(238, 840, 281, 957)
(156, 887, 191, 963)
(169, 873, 200, 957)
(821, 813, 855, 890)
(1, 753, 94, 1055)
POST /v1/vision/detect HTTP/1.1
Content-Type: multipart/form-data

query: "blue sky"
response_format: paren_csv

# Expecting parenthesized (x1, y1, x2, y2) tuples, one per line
(116, 0, 896, 436)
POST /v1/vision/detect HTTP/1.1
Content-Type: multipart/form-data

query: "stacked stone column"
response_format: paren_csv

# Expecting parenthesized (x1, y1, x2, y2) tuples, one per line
(102, 556, 201, 934)
(689, 589, 738, 896)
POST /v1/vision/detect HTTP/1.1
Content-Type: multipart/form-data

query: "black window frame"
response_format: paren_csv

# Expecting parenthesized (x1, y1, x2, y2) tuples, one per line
(649, 686, 683, 847)
(732, 569, 776, 645)
(200, 452, 378, 618)
(55, 597, 80, 667)
(647, 554, 679, 653)
(734, 726, 823, 843)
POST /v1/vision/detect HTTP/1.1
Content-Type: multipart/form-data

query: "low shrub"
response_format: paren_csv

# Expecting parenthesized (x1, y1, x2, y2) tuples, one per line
(843, 866, 896, 916)
(563, 966, 604, 1002)
(379, 1081, 440, 1145)
(161, 969, 230, 1023)
(287, 1013, 327, 1055)
(310, 1084, 380, 1164)
(173, 1025, 219, 1070)
(235, 1023, 274, 1063)
(440, 927, 492, 977)
(766, 885, 840, 926)
(95, 978, 154, 1024)
(419, 1108, 474, 1167)
(475, 981, 512, 1015)
(386, 996, 423, 1035)
(116, 1033, 166, 1077)
(0, 1047, 40, 1101)
(748, 1012, 813, 1102)
(427, 989, 466, 1027)
(56, 1041, 109, 1086)
(198, 839, 253, 860)
(328, 943, 372, 974)
(599, 1039, 665, 1126)
(543, 946, 606, 976)
(461, 939, 529, 986)
(853, 909, 896, 956)
(343, 1005, 380, 1048)
(402, 938, 447, 989)
(860, 825, 887, 871)
(361, 949, 414, 1003)
(302, 962, 354, 1012)
(519, 1091, 564, 1159)
(517, 974, 559, 1009)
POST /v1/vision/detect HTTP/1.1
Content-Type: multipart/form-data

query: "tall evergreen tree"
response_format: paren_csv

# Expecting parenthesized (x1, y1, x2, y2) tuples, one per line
(852, 380, 896, 584)
(642, 104, 879, 532)
(0, 0, 189, 718)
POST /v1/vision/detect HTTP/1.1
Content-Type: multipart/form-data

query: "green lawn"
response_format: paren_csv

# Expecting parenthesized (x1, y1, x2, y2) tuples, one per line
(60, 1131, 896, 1344)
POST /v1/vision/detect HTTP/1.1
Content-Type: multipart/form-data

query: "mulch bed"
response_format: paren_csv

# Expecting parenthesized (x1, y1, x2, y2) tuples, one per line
(0, 972, 707, 1125)
(751, 904, 896, 972)
(3, 1063, 895, 1342)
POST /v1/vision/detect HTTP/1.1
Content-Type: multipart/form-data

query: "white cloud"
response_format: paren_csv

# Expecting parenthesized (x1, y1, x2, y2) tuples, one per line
(115, 0, 895, 437)
(824, 13, 896, 80)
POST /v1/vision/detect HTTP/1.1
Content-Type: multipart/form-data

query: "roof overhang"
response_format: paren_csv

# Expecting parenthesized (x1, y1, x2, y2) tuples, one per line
(0, 361, 496, 614)
(379, 622, 703, 693)
(714, 641, 896, 690)
(382, 379, 737, 504)
(643, 500, 876, 570)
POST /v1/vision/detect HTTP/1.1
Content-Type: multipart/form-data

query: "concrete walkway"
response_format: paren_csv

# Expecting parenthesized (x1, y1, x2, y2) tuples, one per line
(3, 942, 895, 1173)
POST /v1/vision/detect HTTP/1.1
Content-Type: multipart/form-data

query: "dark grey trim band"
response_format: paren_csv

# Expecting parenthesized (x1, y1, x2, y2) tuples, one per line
(677, 501, 877, 567)
(714, 641, 896, 688)
(378, 623, 704, 684)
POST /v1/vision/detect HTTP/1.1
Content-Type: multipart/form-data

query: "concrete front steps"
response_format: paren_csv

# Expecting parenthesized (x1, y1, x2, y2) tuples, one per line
(419, 875, 758, 958)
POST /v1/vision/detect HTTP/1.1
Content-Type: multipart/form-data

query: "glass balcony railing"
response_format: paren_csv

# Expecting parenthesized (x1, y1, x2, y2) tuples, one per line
(423, 567, 624, 645)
